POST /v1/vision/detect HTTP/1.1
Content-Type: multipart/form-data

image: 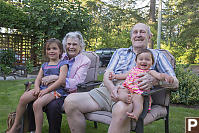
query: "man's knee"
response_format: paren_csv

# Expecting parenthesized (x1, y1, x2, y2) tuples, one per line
(112, 101, 132, 116)
(64, 94, 79, 114)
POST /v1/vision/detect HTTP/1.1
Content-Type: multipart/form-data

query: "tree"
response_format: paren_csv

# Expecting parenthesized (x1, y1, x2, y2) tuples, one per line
(148, 0, 156, 48)
(163, 0, 199, 64)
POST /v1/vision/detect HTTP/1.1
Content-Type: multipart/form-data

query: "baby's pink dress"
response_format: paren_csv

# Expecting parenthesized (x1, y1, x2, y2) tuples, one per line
(122, 66, 151, 110)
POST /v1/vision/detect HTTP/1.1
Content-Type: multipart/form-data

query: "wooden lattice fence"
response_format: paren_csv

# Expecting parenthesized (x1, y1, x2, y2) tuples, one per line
(0, 33, 42, 66)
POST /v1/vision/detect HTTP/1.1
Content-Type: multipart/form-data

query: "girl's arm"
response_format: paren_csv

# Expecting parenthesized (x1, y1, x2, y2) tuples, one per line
(33, 67, 43, 95)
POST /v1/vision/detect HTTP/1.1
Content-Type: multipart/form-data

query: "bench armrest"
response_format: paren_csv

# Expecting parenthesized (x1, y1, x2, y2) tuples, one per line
(77, 80, 102, 92)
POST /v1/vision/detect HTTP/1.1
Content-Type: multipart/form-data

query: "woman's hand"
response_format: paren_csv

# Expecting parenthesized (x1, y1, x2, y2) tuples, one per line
(135, 73, 158, 91)
(42, 75, 59, 86)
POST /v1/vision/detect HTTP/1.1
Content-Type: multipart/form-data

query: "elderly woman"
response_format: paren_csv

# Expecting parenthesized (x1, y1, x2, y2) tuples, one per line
(28, 31, 91, 133)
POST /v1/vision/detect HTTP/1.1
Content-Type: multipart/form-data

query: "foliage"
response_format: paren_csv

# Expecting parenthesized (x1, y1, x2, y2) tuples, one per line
(162, 0, 199, 64)
(0, 64, 12, 80)
(0, 49, 16, 79)
(20, 0, 91, 41)
(0, 49, 16, 67)
(25, 59, 34, 74)
(84, 0, 145, 51)
(0, 0, 27, 29)
(171, 64, 199, 105)
(1, 0, 91, 48)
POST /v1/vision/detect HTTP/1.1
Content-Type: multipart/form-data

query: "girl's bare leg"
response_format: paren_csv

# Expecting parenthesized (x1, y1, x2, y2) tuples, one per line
(33, 93, 55, 133)
(126, 94, 144, 121)
(7, 90, 37, 133)
(118, 88, 132, 104)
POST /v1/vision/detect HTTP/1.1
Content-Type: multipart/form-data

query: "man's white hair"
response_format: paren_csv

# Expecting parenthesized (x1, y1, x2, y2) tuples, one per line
(130, 23, 152, 38)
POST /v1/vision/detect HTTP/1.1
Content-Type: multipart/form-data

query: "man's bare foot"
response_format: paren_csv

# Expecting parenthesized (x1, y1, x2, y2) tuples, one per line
(126, 112, 138, 121)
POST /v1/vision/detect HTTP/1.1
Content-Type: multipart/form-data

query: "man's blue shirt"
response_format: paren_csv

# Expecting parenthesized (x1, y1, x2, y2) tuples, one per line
(107, 46, 176, 76)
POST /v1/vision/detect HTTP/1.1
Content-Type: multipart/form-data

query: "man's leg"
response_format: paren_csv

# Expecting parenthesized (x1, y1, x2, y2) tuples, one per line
(108, 101, 133, 133)
(45, 96, 65, 133)
(118, 88, 132, 104)
(64, 92, 100, 133)
(126, 94, 144, 121)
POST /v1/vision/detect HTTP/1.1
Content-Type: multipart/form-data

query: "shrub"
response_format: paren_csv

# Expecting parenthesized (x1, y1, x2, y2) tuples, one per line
(0, 49, 16, 79)
(171, 64, 199, 105)
(25, 59, 34, 74)
(0, 49, 16, 67)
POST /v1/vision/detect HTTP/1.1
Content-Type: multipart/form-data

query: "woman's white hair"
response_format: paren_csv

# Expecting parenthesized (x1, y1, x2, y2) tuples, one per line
(62, 31, 85, 52)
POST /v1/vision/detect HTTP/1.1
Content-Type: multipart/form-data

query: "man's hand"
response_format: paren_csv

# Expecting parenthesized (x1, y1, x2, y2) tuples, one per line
(111, 86, 120, 102)
(135, 73, 158, 90)
(163, 74, 174, 84)
(42, 75, 59, 86)
(109, 72, 116, 80)
(111, 85, 125, 102)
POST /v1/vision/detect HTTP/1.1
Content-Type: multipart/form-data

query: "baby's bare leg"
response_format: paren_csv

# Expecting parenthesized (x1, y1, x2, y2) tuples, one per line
(118, 88, 132, 104)
(126, 94, 144, 121)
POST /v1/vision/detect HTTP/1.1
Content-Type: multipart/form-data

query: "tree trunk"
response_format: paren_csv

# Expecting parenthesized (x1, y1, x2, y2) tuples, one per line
(148, 0, 156, 49)
(149, 0, 156, 22)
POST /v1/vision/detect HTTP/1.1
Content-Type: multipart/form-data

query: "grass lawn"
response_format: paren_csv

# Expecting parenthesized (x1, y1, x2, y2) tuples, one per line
(1, 79, 199, 133)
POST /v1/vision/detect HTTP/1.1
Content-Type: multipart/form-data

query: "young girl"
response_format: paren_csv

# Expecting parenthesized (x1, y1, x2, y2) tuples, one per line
(8, 38, 68, 133)
(109, 49, 174, 121)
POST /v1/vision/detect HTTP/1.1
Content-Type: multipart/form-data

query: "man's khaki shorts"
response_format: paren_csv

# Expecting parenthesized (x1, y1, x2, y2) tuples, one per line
(89, 80, 124, 112)
(89, 84, 113, 112)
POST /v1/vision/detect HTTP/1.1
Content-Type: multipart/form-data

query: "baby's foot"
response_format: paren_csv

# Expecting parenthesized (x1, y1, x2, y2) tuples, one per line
(126, 112, 138, 121)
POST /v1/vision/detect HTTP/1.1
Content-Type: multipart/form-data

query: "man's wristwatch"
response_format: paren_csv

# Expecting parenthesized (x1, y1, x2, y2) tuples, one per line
(158, 81, 163, 86)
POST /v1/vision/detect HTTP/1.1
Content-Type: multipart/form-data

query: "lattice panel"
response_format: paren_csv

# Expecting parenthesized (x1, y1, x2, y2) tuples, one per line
(0, 33, 42, 66)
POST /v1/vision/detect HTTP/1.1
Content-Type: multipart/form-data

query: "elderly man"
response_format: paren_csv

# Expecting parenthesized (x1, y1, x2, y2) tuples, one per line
(64, 23, 179, 133)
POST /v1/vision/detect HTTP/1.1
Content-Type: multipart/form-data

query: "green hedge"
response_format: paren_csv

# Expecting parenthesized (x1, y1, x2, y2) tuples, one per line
(171, 64, 199, 105)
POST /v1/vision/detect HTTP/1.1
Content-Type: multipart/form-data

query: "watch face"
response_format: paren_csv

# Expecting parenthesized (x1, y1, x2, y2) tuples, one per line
(159, 81, 163, 85)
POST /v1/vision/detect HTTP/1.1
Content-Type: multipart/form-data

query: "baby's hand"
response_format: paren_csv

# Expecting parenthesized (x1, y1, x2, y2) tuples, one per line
(109, 72, 116, 80)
